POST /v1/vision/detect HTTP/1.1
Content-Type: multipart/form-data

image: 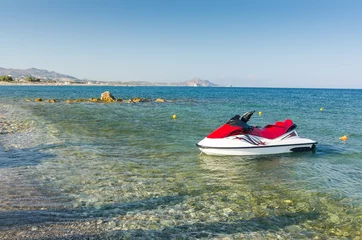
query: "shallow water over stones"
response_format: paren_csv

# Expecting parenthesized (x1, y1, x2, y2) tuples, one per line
(1, 86, 362, 239)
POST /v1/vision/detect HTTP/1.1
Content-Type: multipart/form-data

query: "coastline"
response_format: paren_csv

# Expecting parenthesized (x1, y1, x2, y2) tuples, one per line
(0, 82, 116, 87)
(1, 82, 362, 90)
(0, 104, 102, 240)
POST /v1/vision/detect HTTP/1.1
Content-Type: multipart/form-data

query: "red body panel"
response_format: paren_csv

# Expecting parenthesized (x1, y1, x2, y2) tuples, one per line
(207, 119, 294, 139)
(207, 124, 243, 138)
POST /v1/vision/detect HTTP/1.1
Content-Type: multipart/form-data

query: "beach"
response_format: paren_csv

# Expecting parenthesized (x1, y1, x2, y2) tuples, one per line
(1, 86, 362, 239)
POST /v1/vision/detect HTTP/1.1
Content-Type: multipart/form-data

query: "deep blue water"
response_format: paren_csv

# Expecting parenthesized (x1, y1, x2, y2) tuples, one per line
(1, 86, 362, 239)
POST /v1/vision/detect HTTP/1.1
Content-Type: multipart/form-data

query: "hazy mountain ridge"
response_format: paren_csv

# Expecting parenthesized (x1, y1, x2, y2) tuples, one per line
(0, 67, 219, 86)
(180, 78, 218, 87)
(0, 67, 78, 81)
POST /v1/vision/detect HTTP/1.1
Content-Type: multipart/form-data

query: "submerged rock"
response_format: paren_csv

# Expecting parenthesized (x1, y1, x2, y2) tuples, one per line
(155, 98, 165, 103)
(66, 99, 78, 104)
(132, 97, 141, 103)
(27, 95, 166, 104)
(101, 91, 115, 102)
(132, 97, 147, 103)
(89, 98, 102, 103)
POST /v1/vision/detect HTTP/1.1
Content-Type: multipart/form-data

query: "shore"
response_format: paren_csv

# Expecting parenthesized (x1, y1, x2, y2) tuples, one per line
(0, 103, 267, 240)
(0, 82, 119, 87)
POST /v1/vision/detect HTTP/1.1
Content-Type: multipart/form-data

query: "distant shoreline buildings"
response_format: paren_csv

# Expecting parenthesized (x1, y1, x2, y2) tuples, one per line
(0, 67, 222, 87)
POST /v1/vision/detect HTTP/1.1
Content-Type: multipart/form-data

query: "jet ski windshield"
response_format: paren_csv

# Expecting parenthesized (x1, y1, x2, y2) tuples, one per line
(227, 114, 253, 132)
(241, 111, 255, 123)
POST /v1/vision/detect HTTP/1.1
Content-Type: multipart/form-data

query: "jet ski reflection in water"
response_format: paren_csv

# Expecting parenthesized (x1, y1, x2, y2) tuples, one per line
(197, 111, 317, 156)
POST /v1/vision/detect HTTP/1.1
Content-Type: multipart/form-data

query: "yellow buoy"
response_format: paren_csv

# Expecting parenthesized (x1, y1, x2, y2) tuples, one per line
(258, 111, 262, 116)
(172, 114, 177, 119)
(339, 135, 348, 141)
(320, 108, 323, 111)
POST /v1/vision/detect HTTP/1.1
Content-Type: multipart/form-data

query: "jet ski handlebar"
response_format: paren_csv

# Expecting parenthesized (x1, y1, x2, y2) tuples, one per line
(226, 111, 255, 133)
(227, 110, 255, 125)
(241, 110, 255, 123)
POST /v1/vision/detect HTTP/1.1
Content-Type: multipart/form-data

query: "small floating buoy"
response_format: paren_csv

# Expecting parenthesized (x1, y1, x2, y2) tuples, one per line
(258, 111, 262, 116)
(339, 135, 348, 141)
(320, 108, 323, 111)
(172, 114, 177, 119)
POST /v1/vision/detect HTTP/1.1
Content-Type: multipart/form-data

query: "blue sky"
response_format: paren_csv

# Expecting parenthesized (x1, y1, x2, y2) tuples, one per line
(1, 0, 361, 88)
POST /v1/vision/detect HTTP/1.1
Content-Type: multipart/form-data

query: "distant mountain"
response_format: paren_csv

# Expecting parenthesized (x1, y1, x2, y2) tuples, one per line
(180, 78, 218, 87)
(117, 78, 219, 87)
(0, 67, 79, 81)
(0, 67, 219, 86)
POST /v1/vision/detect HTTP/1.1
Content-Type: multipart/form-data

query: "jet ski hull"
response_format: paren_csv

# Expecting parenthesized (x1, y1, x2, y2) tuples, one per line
(197, 131, 317, 156)
(197, 142, 316, 156)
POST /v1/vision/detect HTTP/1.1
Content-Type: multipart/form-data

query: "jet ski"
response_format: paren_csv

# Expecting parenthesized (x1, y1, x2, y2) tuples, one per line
(196, 111, 317, 156)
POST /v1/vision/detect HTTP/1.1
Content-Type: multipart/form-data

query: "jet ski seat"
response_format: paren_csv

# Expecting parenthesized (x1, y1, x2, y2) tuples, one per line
(249, 119, 295, 139)
(206, 119, 296, 139)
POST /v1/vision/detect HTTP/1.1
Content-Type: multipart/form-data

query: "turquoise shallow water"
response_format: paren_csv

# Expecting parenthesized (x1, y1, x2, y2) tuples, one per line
(1, 86, 362, 239)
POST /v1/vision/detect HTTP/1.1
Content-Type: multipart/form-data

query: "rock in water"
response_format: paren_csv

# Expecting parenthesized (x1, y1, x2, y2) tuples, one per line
(89, 98, 101, 102)
(132, 97, 147, 103)
(132, 97, 141, 103)
(155, 98, 165, 103)
(100, 91, 115, 102)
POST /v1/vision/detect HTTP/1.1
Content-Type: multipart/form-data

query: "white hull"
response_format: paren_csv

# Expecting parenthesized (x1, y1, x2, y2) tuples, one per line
(197, 130, 317, 156)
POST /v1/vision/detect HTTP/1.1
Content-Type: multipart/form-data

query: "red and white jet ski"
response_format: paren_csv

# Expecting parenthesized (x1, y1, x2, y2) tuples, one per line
(197, 111, 317, 156)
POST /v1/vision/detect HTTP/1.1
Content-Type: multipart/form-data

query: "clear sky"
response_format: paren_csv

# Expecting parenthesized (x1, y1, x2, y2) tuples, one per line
(1, 0, 361, 88)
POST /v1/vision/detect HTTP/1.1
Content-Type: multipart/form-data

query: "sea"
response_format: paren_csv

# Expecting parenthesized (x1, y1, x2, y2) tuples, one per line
(0, 86, 362, 239)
